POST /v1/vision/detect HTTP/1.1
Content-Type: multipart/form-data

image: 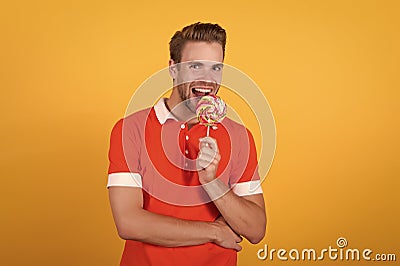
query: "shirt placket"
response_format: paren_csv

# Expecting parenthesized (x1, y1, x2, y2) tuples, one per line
(179, 123, 190, 171)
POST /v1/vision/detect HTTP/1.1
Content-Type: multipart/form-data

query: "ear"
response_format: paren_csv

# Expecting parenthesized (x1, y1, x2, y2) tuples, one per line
(168, 59, 177, 80)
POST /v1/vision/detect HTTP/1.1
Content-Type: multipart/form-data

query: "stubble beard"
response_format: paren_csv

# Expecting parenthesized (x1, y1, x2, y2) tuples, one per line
(178, 83, 197, 114)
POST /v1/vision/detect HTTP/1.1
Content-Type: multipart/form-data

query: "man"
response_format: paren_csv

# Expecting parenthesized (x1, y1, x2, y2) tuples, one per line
(107, 22, 266, 266)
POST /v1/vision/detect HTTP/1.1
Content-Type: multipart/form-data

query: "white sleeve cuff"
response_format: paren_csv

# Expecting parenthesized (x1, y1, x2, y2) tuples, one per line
(232, 180, 263, 196)
(107, 172, 142, 188)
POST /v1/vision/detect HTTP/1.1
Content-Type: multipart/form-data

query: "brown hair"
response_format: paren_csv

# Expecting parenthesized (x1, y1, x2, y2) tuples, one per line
(169, 22, 226, 63)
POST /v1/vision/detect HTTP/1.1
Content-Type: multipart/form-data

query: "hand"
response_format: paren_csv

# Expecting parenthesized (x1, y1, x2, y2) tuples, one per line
(212, 216, 242, 251)
(197, 137, 221, 184)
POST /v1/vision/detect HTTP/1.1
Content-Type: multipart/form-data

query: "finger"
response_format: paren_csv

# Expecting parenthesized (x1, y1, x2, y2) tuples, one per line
(236, 235, 243, 243)
(200, 145, 217, 156)
(211, 157, 220, 167)
(201, 159, 219, 170)
(199, 141, 212, 150)
(199, 137, 218, 152)
(197, 159, 211, 169)
(206, 163, 217, 172)
(233, 243, 242, 252)
(198, 157, 218, 169)
(198, 152, 215, 162)
(198, 149, 220, 163)
(215, 215, 226, 223)
(199, 147, 219, 163)
(199, 152, 217, 165)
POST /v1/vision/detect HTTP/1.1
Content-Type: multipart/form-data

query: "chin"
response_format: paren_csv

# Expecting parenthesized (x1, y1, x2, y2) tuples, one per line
(185, 98, 198, 113)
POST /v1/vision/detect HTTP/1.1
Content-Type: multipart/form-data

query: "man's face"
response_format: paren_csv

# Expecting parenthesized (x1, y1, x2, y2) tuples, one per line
(171, 41, 224, 112)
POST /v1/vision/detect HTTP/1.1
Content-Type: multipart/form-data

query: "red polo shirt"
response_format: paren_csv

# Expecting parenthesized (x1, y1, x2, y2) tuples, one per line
(108, 98, 263, 266)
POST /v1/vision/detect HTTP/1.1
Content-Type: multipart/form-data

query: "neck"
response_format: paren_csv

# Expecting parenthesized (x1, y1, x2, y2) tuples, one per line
(166, 88, 180, 111)
(165, 93, 198, 126)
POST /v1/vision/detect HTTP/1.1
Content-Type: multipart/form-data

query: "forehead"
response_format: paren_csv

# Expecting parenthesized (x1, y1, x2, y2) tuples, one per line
(180, 41, 224, 63)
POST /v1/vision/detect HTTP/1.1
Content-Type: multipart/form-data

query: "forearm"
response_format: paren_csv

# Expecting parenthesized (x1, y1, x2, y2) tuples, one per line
(202, 179, 266, 243)
(117, 208, 217, 247)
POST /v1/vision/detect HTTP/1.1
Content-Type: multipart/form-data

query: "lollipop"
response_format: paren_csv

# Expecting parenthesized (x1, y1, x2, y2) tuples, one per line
(196, 95, 227, 136)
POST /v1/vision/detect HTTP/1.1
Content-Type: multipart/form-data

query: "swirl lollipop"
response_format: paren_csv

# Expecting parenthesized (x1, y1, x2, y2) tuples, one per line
(196, 95, 227, 136)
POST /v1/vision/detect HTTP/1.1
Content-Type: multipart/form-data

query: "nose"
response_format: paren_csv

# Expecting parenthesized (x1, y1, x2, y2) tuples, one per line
(200, 68, 222, 85)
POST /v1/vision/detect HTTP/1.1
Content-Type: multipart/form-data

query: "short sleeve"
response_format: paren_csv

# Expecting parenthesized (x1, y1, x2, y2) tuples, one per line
(107, 119, 142, 188)
(230, 128, 263, 196)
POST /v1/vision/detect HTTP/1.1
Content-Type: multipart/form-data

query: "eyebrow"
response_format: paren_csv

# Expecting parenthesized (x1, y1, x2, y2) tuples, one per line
(190, 61, 205, 66)
(213, 63, 224, 68)
(187, 61, 224, 69)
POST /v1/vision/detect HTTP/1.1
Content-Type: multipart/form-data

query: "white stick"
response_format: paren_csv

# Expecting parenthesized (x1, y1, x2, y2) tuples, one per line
(207, 118, 211, 137)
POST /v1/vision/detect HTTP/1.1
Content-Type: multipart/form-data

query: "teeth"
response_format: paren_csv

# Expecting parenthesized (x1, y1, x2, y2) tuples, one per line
(193, 88, 211, 93)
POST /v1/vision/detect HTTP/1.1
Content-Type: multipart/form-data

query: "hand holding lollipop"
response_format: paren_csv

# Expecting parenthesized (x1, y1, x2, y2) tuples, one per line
(196, 95, 226, 174)
(196, 95, 227, 136)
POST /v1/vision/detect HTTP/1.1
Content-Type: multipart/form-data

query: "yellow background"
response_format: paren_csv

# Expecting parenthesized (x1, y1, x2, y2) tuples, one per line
(1, 0, 399, 265)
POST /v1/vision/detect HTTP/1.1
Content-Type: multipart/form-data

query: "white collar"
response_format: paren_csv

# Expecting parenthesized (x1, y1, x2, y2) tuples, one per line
(154, 98, 178, 125)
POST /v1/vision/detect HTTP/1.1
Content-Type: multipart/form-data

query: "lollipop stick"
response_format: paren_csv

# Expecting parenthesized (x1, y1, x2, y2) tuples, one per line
(207, 118, 211, 137)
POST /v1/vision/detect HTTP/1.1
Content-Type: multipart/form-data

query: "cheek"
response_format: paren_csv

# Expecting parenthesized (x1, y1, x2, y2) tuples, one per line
(214, 72, 223, 84)
(177, 70, 200, 84)
(185, 84, 192, 96)
(178, 84, 191, 98)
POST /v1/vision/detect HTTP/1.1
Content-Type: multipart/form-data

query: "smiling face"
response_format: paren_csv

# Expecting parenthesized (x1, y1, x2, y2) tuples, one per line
(169, 41, 224, 114)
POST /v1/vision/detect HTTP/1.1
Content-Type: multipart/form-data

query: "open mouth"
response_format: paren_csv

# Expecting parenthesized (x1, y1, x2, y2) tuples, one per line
(191, 87, 212, 97)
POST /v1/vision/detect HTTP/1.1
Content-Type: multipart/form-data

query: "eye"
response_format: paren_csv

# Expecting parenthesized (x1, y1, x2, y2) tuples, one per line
(189, 63, 201, 70)
(212, 65, 223, 71)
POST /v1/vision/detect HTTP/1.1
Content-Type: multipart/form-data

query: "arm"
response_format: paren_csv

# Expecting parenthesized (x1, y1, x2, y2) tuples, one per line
(201, 180, 266, 244)
(197, 137, 266, 244)
(108, 186, 242, 250)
